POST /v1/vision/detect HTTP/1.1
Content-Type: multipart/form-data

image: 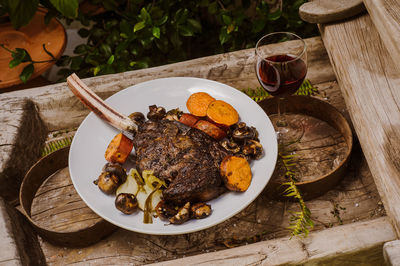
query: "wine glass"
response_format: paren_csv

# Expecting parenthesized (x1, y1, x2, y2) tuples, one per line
(255, 32, 307, 145)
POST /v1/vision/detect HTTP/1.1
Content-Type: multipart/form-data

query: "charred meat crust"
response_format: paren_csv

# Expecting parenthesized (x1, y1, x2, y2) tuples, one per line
(132, 120, 229, 204)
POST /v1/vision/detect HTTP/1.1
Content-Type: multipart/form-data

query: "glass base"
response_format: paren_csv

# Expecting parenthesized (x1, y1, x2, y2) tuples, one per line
(270, 113, 304, 145)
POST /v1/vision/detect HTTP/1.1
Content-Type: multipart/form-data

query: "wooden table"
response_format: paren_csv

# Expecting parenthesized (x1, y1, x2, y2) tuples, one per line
(1, 7, 400, 265)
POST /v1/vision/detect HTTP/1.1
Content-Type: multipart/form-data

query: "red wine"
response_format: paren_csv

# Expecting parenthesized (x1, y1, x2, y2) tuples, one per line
(256, 54, 307, 97)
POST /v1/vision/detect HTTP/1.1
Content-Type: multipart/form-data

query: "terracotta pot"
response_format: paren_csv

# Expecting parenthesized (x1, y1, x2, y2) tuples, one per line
(0, 8, 66, 89)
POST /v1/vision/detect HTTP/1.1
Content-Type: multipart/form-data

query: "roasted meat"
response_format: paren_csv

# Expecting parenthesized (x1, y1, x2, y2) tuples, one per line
(132, 120, 229, 204)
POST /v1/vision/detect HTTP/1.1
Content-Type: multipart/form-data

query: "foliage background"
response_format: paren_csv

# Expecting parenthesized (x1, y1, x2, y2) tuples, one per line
(1, 0, 318, 81)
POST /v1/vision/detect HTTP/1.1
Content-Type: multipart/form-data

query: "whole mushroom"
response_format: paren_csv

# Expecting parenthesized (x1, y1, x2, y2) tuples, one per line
(231, 122, 257, 142)
(115, 193, 138, 214)
(147, 105, 166, 121)
(169, 202, 191, 224)
(191, 203, 212, 219)
(220, 139, 241, 153)
(242, 139, 263, 159)
(155, 200, 178, 221)
(94, 163, 127, 195)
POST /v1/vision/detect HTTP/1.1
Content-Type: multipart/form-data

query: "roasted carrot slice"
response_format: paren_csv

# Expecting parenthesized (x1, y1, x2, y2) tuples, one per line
(220, 156, 252, 192)
(193, 120, 227, 140)
(105, 133, 133, 164)
(186, 92, 216, 117)
(179, 113, 200, 127)
(206, 100, 239, 126)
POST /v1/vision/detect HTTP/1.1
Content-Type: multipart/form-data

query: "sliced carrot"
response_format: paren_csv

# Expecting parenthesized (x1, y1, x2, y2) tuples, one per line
(206, 100, 239, 126)
(186, 92, 216, 117)
(206, 117, 230, 132)
(220, 156, 252, 192)
(179, 113, 200, 127)
(105, 133, 134, 164)
(193, 120, 227, 140)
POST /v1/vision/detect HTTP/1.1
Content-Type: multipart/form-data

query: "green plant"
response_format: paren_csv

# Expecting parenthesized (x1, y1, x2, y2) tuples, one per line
(0, 0, 79, 29)
(55, 0, 318, 80)
(241, 79, 318, 102)
(1, 0, 318, 83)
(0, 44, 56, 83)
(280, 151, 314, 237)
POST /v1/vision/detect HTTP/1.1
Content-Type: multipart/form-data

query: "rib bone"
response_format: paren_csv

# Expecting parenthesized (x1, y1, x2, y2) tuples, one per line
(67, 73, 138, 134)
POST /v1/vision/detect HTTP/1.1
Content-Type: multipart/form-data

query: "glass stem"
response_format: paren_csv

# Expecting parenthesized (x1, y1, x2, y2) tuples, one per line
(276, 97, 287, 127)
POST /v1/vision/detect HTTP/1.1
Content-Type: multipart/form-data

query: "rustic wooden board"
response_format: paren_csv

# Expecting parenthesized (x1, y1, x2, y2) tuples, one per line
(320, 14, 400, 236)
(0, 35, 391, 264)
(363, 0, 400, 72)
(384, 240, 400, 266)
(299, 0, 365, 24)
(35, 80, 386, 264)
(150, 217, 395, 266)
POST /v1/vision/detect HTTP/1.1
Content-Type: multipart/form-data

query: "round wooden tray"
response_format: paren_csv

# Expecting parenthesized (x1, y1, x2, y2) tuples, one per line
(0, 8, 66, 89)
(19, 147, 117, 247)
(258, 95, 353, 200)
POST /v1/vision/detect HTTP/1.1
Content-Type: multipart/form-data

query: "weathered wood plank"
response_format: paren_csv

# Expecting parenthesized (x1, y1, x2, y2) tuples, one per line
(363, 0, 400, 71)
(0, 199, 21, 266)
(0, 198, 46, 266)
(149, 217, 395, 266)
(383, 240, 400, 266)
(320, 14, 400, 235)
(0, 100, 47, 202)
(299, 0, 365, 24)
(0, 33, 390, 265)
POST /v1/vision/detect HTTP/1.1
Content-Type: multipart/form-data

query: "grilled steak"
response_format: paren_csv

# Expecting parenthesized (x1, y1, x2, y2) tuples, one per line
(132, 120, 229, 204)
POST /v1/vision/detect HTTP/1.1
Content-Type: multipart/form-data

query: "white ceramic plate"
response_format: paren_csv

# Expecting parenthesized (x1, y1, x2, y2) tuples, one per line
(69, 77, 277, 235)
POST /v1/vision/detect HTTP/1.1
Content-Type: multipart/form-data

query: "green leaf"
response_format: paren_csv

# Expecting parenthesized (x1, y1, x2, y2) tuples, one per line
(267, 10, 282, 21)
(12, 48, 31, 62)
(19, 63, 34, 83)
(119, 20, 131, 36)
(107, 55, 114, 65)
(115, 41, 130, 54)
(73, 44, 87, 54)
(56, 55, 71, 67)
(134, 21, 146, 32)
(178, 25, 194, 37)
(70, 56, 83, 70)
(152, 27, 160, 39)
(187, 19, 202, 32)
(9, 58, 21, 68)
(155, 15, 168, 26)
(49, 0, 79, 19)
(93, 66, 101, 76)
(219, 26, 230, 45)
(7, 0, 38, 28)
(100, 43, 112, 58)
(227, 24, 235, 34)
(208, 2, 218, 14)
(140, 7, 151, 24)
(222, 14, 232, 25)
(174, 8, 188, 25)
(78, 28, 90, 38)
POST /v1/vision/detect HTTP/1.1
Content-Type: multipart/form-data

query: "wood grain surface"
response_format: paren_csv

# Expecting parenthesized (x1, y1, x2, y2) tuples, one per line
(363, 0, 400, 72)
(299, 0, 365, 24)
(320, 14, 400, 236)
(151, 217, 395, 266)
(0, 35, 392, 265)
